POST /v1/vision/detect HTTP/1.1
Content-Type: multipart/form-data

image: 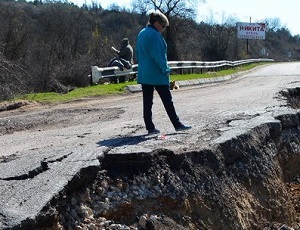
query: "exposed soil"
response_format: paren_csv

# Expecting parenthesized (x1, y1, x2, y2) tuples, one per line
(1, 88, 300, 230)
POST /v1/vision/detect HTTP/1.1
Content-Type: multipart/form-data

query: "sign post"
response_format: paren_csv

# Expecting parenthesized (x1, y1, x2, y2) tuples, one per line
(237, 21, 266, 54)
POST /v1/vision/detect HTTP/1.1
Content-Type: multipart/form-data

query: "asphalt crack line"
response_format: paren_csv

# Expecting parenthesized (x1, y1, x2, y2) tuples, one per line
(1, 161, 49, 181)
(0, 153, 72, 181)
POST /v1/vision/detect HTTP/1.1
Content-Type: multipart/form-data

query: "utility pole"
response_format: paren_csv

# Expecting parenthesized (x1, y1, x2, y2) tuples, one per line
(247, 17, 251, 54)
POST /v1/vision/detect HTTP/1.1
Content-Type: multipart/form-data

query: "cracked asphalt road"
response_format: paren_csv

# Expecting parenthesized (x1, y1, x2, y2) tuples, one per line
(0, 62, 300, 228)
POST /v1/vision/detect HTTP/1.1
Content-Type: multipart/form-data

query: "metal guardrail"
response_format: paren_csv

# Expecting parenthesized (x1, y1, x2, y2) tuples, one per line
(91, 58, 274, 84)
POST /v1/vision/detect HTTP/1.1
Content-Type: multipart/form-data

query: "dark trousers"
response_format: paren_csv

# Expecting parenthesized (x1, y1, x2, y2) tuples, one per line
(142, 84, 182, 130)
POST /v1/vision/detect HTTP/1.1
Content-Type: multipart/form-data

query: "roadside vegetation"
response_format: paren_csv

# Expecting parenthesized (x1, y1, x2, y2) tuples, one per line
(13, 63, 265, 103)
(1, 0, 298, 102)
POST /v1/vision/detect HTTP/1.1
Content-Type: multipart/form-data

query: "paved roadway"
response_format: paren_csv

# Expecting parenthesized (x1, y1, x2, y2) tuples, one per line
(0, 62, 300, 228)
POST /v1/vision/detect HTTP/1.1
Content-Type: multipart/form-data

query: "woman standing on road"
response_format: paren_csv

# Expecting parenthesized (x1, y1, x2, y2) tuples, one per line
(136, 11, 191, 134)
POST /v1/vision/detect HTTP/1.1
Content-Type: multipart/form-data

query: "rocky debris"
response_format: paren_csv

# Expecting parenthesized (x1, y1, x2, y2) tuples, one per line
(48, 120, 300, 230)
(0, 100, 31, 112)
(280, 87, 300, 109)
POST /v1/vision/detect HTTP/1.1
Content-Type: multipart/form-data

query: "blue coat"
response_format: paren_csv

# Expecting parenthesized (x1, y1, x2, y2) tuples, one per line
(136, 25, 170, 86)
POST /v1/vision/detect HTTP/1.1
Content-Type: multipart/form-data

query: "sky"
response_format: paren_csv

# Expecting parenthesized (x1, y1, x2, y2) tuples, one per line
(70, 0, 300, 36)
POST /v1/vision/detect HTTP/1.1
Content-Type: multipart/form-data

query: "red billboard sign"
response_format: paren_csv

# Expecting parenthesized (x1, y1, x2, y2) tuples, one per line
(237, 22, 266, 40)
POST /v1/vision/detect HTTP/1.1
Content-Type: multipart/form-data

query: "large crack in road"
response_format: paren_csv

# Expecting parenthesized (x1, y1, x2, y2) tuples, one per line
(7, 88, 298, 230)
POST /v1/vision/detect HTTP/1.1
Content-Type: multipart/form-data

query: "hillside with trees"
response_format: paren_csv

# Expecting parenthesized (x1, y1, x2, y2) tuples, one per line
(1, 0, 300, 101)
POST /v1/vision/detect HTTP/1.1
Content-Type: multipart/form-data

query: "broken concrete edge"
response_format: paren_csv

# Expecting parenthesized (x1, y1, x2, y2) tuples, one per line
(213, 109, 300, 165)
(3, 163, 102, 230)
(0, 149, 103, 230)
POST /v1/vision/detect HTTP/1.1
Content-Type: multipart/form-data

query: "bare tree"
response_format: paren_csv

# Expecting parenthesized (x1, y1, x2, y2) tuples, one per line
(0, 52, 34, 100)
(132, 0, 200, 18)
(198, 14, 238, 61)
(132, 0, 204, 60)
(264, 17, 282, 33)
(0, 3, 31, 61)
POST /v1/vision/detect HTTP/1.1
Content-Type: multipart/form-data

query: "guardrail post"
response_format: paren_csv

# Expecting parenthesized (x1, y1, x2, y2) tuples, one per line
(91, 66, 101, 84)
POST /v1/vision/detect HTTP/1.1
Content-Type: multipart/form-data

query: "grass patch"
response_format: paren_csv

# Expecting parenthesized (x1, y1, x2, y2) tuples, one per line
(170, 69, 235, 81)
(14, 63, 268, 103)
(16, 82, 136, 103)
(170, 63, 261, 81)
